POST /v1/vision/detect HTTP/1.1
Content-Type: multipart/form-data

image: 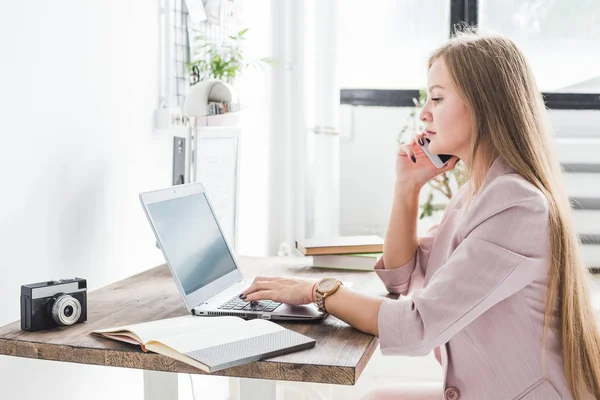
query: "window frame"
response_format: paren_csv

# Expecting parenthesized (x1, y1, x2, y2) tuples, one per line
(340, 0, 600, 110)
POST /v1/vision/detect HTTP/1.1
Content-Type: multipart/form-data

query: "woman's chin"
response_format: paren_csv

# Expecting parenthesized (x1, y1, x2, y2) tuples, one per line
(429, 144, 444, 155)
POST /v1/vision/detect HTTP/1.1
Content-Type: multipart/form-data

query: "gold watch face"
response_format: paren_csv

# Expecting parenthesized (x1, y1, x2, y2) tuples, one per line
(318, 278, 338, 292)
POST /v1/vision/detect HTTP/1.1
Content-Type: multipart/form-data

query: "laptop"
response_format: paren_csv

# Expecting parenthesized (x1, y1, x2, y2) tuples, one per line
(139, 182, 325, 321)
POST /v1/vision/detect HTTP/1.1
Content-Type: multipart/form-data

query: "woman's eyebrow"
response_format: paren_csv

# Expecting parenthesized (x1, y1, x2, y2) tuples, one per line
(428, 84, 445, 92)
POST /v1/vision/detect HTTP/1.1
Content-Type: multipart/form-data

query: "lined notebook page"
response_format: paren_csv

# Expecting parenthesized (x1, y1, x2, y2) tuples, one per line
(159, 319, 284, 353)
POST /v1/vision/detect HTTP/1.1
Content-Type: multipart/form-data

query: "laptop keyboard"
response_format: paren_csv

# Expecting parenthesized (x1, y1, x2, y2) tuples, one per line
(218, 295, 282, 312)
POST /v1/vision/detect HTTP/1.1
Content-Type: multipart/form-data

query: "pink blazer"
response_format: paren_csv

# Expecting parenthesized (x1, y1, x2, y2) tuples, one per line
(375, 157, 573, 400)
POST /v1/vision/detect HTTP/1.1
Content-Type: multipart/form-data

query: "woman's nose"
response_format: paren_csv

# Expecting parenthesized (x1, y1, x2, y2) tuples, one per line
(419, 106, 432, 123)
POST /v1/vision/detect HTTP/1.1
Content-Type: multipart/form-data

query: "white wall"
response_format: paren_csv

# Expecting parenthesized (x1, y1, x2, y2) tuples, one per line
(338, 105, 453, 237)
(0, 0, 174, 398)
(0, 1, 280, 398)
(338, 105, 600, 239)
(338, 105, 403, 237)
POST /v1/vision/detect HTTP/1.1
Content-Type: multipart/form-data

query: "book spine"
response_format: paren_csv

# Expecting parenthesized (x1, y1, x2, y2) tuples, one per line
(307, 245, 383, 256)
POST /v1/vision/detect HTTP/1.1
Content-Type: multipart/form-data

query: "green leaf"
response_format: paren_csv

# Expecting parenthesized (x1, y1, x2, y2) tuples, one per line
(189, 27, 278, 82)
(259, 57, 278, 66)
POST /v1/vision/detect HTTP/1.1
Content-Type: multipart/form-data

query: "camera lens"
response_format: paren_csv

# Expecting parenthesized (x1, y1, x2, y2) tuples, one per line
(51, 295, 82, 326)
(64, 305, 74, 318)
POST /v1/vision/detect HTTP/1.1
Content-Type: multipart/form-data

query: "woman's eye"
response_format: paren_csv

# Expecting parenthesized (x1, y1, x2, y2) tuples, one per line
(431, 98, 442, 103)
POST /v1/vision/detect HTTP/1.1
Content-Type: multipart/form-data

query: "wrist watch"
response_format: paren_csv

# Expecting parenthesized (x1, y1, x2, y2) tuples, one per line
(314, 277, 343, 313)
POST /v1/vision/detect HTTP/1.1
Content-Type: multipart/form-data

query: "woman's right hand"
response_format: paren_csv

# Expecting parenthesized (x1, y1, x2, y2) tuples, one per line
(396, 132, 460, 190)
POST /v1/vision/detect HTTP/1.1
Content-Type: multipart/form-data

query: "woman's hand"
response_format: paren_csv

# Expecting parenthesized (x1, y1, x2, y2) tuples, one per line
(396, 132, 460, 189)
(241, 277, 317, 305)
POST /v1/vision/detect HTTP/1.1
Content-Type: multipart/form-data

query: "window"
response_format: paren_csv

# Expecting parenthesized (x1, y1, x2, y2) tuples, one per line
(479, 0, 600, 93)
(337, 0, 450, 90)
(341, 0, 600, 109)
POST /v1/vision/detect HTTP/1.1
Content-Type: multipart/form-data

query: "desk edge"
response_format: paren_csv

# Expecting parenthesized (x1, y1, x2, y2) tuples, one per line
(0, 337, 361, 385)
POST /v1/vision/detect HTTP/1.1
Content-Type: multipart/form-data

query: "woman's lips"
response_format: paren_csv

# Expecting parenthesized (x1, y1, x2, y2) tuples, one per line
(426, 130, 437, 135)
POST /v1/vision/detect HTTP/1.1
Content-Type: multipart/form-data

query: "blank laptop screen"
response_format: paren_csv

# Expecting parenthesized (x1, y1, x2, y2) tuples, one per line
(146, 193, 237, 295)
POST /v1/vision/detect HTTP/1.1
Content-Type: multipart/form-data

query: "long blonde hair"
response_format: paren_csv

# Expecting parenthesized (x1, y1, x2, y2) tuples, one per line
(430, 28, 600, 399)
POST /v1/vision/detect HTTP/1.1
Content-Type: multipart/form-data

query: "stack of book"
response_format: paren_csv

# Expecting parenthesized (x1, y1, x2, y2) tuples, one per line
(295, 235, 384, 271)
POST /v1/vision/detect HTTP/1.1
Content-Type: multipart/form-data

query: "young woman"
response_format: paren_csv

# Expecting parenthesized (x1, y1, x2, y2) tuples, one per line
(241, 30, 600, 399)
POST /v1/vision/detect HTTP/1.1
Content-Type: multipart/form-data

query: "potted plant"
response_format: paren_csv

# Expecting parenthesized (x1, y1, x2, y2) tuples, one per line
(397, 90, 468, 221)
(188, 28, 276, 86)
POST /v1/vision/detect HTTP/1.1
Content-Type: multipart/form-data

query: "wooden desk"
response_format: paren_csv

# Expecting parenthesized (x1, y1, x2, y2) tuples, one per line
(0, 256, 386, 400)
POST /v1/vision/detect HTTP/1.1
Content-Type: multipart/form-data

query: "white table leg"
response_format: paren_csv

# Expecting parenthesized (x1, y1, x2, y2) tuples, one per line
(144, 370, 179, 400)
(277, 382, 333, 400)
(238, 378, 277, 400)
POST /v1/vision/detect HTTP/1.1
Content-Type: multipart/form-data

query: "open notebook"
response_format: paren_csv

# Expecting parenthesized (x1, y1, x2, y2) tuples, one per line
(92, 315, 316, 373)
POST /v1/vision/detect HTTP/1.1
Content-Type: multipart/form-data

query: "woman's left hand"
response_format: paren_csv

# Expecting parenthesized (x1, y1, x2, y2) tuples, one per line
(242, 277, 317, 305)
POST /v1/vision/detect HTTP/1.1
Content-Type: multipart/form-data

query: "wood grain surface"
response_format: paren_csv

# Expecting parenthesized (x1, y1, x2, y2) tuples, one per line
(0, 256, 391, 385)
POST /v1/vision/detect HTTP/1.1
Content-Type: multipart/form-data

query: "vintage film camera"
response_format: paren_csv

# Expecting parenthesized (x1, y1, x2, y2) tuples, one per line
(20, 278, 87, 332)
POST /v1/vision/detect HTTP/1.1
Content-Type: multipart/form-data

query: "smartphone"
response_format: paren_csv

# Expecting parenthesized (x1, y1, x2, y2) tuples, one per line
(419, 138, 453, 168)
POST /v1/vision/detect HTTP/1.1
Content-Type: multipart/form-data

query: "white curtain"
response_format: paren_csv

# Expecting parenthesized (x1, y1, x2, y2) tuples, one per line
(235, 0, 341, 256)
(268, 0, 341, 256)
